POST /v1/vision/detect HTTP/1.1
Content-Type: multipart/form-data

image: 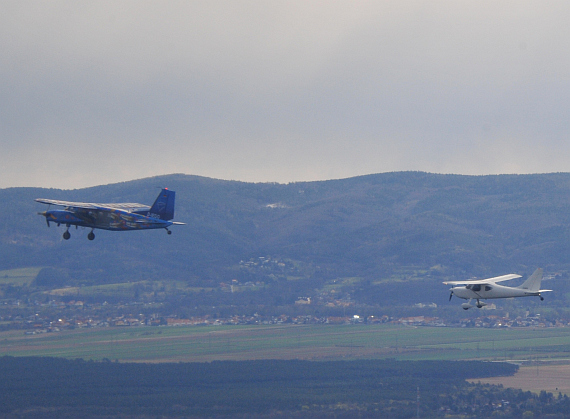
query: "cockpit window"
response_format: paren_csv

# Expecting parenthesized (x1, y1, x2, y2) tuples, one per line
(485, 285, 492, 291)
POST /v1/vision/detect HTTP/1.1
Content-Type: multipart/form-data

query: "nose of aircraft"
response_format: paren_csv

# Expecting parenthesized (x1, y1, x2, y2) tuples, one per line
(449, 286, 470, 300)
(37, 211, 50, 227)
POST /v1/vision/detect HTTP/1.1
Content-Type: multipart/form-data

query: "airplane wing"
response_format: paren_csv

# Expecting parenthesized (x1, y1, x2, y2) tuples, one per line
(35, 199, 150, 212)
(443, 274, 522, 285)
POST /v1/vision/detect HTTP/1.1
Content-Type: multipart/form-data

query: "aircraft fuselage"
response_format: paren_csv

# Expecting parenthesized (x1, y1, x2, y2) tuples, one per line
(450, 283, 541, 300)
(42, 208, 173, 231)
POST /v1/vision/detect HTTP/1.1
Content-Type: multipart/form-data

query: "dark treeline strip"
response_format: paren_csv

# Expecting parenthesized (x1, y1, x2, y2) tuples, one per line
(1, 357, 569, 417)
(0, 356, 542, 418)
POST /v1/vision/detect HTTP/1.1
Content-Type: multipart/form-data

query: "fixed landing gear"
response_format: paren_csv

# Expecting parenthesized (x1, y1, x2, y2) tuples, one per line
(62, 227, 95, 240)
(166, 228, 172, 235)
(476, 299, 487, 308)
(461, 299, 487, 310)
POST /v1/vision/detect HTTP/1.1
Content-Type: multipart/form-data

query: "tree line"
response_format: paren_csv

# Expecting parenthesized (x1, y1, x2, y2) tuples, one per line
(1, 356, 568, 417)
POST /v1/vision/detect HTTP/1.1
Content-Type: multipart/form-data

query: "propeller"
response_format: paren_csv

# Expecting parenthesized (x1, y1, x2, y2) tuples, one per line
(449, 290, 453, 301)
(38, 212, 50, 227)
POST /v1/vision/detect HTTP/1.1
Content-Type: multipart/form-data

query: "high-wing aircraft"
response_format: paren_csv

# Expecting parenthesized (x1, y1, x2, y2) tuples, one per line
(36, 188, 184, 240)
(444, 268, 551, 309)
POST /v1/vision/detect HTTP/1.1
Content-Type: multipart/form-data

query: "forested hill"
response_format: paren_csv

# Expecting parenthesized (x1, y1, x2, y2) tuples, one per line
(2, 172, 570, 287)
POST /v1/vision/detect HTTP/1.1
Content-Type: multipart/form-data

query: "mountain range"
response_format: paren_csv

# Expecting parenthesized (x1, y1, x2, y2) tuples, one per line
(2, 171, 570, 308)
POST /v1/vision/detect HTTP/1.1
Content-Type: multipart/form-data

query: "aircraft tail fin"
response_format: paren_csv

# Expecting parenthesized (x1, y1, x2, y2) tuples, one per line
(517, 268, 543, 292)
(148, 188, 175, 221)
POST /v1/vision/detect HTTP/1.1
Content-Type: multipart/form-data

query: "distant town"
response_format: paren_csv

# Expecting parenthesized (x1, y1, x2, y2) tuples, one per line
(1, 297, 565, 335)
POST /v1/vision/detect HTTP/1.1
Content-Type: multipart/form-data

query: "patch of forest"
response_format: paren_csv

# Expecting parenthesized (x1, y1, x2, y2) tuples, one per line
(0, 356, 568, 418)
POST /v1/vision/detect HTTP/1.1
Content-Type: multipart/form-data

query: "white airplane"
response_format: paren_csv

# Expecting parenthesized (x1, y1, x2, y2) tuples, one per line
(444, 268, 551, 310)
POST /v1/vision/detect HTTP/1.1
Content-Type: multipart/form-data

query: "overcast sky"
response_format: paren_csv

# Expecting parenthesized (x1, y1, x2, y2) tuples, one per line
(2, 1, 570, 189)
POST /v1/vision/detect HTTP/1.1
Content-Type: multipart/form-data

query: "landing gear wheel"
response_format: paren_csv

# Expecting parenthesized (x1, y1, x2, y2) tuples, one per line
(88, 231, 95, 241)
(167, 230, 172, 235)
(63, 230, 71, 240)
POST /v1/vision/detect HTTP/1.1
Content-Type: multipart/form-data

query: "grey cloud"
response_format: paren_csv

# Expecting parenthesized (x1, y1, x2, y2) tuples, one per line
(2, 1, 570, 188)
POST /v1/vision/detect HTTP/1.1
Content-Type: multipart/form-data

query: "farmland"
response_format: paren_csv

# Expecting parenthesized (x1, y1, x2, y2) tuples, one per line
(3, 323, 570, 364)
(0, 267, 42, 286)
(7, 323, 570, 398)
(475, 364, 570, 396)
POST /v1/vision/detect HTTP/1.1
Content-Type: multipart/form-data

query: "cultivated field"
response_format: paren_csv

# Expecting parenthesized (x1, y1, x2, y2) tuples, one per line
(0, 267, 42, 286)
(5, 323, 570, 394)
(3, 323, 570, 364)
(473, 363, 570, 395)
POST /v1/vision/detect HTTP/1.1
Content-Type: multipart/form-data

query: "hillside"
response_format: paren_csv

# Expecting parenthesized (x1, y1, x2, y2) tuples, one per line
(2, 172, 570, 308)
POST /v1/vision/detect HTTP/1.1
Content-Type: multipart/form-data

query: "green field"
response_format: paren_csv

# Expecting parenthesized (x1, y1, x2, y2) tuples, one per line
(3, 324, 570, 363)
(47, 280, 215, 298)
(0, 267, 42, 286)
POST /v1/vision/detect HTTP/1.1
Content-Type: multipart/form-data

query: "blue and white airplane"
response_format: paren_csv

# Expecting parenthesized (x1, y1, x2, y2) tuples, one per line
(36, 188, 184, 240)
(444, 268, 551, 309)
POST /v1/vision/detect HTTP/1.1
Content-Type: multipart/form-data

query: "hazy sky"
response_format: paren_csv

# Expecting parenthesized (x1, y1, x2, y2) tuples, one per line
(2, 1, 570, 189)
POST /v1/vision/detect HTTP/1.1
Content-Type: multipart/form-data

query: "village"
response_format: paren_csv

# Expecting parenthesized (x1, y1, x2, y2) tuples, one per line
(0, 297, 566, 335)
